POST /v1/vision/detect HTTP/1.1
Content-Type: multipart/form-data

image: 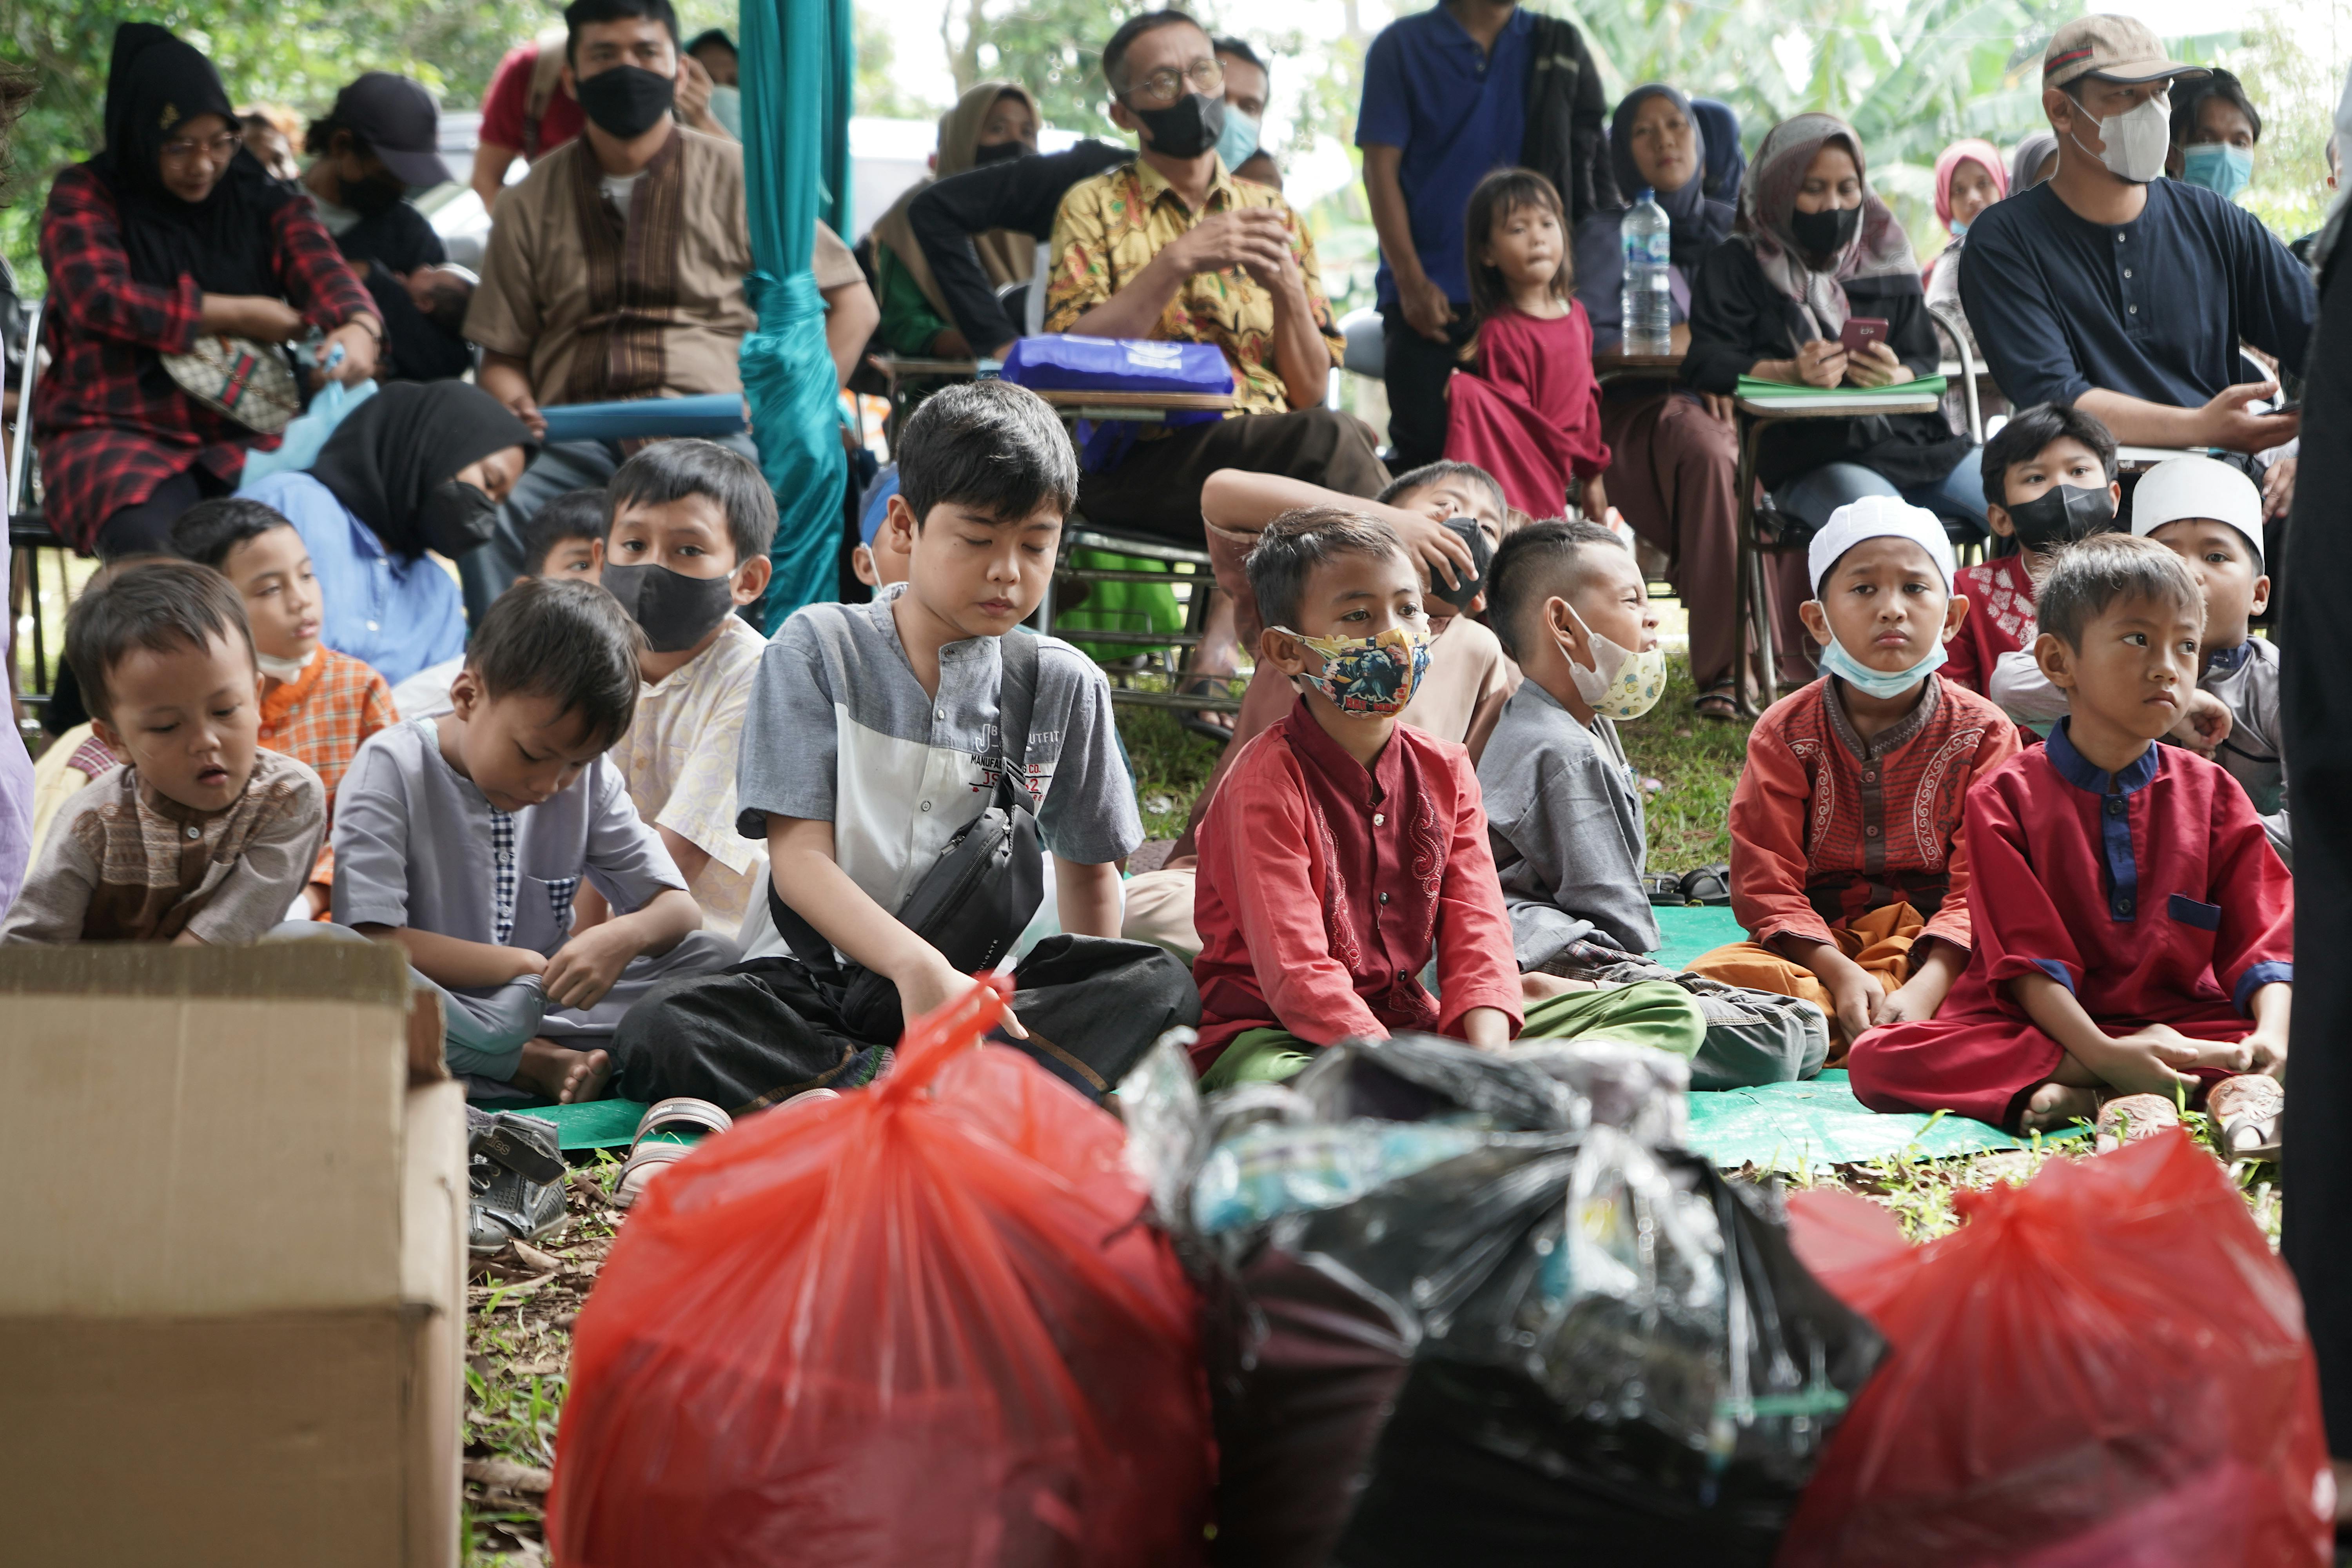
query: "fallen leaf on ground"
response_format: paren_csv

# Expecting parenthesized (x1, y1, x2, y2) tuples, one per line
(466, 1458, 554, 1494)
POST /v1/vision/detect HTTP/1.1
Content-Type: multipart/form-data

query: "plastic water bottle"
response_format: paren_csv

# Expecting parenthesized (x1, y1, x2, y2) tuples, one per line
(1620, 188, 1674, 357)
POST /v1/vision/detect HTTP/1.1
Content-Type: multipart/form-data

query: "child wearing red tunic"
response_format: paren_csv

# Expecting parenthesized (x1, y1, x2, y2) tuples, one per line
(1849, 535, 2290, 1133)
(1685, 499, 2019, 1055)
(1443, 168, 1610, 520)
(1942, 403, 2120, 699)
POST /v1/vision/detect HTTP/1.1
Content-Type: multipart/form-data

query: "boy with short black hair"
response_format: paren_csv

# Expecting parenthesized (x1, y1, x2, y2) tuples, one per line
(388, 486, 608, 723)
(1989, 454, 2287, 859)
(1851, 534, 2291, 1139)
(1945, 403, 2120, 697)
(4, 560, 326, 944)
(600, 438, 776, 933)
(610, 381, 1196, 1111)
(171, 497, 398, 915)
(332, 578, 732, 1102)
(1189, 507, 1702, 1087)
(1687, 498, 2022, 1055)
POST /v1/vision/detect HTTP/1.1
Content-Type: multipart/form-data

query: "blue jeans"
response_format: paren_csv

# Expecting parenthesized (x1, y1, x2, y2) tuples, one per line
(1773, 453, 1988, 537)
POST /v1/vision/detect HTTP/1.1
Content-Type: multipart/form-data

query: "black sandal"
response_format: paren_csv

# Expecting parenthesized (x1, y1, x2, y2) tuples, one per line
(1642, 872, 1688, 905)
(1693, 680, 1740, 721)
(1178, 675, 1239, 743)
(1677, 863, 1733, 905)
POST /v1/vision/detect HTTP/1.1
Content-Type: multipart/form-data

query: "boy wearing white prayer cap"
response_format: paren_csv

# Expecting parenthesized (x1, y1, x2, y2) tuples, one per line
(1686, 495, 2022, 1054)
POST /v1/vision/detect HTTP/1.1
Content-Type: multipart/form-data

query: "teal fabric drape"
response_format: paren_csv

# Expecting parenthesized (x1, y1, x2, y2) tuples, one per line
(739, 0, 855, 629)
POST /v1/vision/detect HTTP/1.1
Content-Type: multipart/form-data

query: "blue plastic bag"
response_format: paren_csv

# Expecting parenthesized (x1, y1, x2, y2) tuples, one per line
(237, 377, 377, 488)
(999, 336, 1233, 472)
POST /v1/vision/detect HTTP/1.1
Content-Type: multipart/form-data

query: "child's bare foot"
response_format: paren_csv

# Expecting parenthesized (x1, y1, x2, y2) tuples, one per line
(1521, 971, 1597, 1002)
(2020, 1080, 2100, 1134)
(513, 1038, 611, 1104)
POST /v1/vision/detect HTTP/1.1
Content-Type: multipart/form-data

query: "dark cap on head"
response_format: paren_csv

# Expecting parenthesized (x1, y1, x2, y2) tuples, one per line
(325, 72, 450, 188)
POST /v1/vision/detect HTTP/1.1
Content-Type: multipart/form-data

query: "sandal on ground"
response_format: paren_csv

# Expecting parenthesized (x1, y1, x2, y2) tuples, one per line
(1177, 676, 1239, 744)
(466, 1107, 568, 1256)
(1677, 863, 1733, 906)
(1692, 681, 1741, 721)
(613, 1096, 736, 1211)
(2207, 1074, 2284, 1163)
(1642, 872, 1688, 906)
(2094, 1093, 2181, 1154)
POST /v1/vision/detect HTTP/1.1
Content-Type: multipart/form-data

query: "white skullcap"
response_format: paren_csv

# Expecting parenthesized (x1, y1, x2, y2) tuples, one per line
(2130, 454, 2264, 567)
(1806, 495, 1957, 597)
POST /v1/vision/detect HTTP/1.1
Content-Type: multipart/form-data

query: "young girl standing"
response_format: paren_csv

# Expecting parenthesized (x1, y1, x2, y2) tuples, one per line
(1444, 168, 1611, 523)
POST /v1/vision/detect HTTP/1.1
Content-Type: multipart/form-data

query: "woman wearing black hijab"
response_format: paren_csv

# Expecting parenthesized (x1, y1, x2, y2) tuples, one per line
(240, 381, 535, 686)
(32, 23, 380, 557)
(1572, 83, 1748, 718)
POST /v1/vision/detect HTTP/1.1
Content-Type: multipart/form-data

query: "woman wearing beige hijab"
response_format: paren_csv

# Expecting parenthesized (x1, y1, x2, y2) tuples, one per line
(869, 81, 1040, 357)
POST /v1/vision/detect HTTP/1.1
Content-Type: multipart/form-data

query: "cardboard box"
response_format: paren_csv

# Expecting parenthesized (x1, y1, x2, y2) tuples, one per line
(0, 946, 464, 1567)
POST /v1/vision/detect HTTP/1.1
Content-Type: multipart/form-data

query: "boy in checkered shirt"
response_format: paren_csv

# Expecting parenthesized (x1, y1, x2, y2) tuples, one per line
(330, 579, 733, 1102)
(171, 499, 398, 916)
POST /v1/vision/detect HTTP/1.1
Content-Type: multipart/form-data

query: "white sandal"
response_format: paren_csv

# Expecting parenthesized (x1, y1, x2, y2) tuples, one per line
(612, 1097, 735, 1210)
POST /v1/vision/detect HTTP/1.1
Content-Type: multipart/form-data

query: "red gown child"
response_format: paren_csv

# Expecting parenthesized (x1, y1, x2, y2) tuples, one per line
(1444, 303, 1610, 518)
(1847, 721, 2292, 1129)
(1942, 551, 2036, 697)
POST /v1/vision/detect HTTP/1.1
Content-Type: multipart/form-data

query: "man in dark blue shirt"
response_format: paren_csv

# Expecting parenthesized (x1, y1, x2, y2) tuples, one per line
(1357, 0, 1532, 470)
(1961, 14, 2312, 515)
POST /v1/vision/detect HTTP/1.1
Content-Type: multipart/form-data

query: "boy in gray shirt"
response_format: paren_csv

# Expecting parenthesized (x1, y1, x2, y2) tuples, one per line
(332, 580, 733, 1102)
(1479, 521, 1829, 1087)
(611, 382, 1197, 1113)
(1478, 519, 1665, 965)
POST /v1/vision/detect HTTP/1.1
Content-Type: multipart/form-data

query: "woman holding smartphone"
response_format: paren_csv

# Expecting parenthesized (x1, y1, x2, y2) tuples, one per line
(1684, 114, 1983, 665)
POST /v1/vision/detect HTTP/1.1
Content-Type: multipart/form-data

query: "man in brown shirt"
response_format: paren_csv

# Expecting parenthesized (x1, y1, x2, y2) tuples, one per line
(459, 0, 877, 620)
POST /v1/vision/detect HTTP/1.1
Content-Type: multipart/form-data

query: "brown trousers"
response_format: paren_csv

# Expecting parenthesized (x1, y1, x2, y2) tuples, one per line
(1601, 389, 1812, 690)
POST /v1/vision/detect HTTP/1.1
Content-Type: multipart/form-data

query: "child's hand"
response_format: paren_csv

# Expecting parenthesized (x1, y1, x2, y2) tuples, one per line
(542, 924, 638, 1011)
(1577, 474, 1609, 523)
(2243, 1027, 2288, 1076)
(2096, 1023, 2223, 1093)
(506, 946, 549, 983)
(2167, 690, 2234, 759)
(894, 950, 1027, 1038)
(1824, 967, 1879, 1042)
(1870, 942, 1964, 1028)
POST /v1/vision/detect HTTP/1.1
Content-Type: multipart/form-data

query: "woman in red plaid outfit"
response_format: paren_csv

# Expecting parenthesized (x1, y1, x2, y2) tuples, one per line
(31, 24, 380, 557)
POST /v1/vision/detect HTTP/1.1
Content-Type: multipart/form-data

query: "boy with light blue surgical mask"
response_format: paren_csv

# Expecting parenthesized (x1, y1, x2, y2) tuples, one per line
(1684, 496, 2023, 1057)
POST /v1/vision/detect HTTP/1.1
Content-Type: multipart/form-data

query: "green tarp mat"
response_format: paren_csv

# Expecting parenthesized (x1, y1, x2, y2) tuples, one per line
(1650, 902, 1744, 971)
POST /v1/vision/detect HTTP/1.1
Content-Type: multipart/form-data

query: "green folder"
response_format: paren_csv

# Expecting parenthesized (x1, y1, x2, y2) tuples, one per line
(1735, 375, 1947, 401)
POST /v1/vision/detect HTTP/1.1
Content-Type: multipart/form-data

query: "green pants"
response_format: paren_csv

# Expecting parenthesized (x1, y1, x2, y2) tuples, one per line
(1199, 980, 1707, 1091)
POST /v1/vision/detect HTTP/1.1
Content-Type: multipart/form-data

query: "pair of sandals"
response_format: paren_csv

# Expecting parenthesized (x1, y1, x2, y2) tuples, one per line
(2093, 1074, 2283, 1162)
(1644, 863, 1731, 907)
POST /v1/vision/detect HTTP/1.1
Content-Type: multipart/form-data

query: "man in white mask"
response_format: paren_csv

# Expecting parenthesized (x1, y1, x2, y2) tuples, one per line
(1958, 15, 2313, 519)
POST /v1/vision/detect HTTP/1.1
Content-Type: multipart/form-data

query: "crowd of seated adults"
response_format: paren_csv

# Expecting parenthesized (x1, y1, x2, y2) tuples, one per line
(16, 0, 2330, 760)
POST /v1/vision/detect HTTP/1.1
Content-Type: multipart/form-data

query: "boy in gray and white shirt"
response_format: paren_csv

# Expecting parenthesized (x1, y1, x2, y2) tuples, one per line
(611, 383, 1196, 1114)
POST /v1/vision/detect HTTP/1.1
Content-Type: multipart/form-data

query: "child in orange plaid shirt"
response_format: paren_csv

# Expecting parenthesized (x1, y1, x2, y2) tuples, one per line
(172, 499, 397, 916)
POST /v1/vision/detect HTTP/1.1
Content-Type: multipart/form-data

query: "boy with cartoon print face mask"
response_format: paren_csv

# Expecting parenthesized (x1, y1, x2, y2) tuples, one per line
(1186, 506, 1705, 1089)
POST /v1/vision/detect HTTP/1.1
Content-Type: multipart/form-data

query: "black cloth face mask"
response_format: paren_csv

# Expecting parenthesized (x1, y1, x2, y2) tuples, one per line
(419, 480, 497, 556)
(971, 139, 1027, 165)
(2002, 483, 2116, 553)
(1788, 202, 1860, 260)
(343, 171, 407, 215)
(1129, 93, 1225, 160)
(577, 64, 677, 140)
(601, 561, 739, 653)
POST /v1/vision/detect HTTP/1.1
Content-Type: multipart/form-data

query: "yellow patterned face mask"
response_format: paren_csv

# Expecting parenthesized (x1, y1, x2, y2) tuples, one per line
(1276, 624, 1431, 719)
(1563, 605, 1666, 720)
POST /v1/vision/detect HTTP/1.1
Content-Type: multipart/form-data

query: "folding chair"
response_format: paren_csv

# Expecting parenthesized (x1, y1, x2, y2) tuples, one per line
(1028, 385, 1240, 719)
(1728, 383, 1945, 717)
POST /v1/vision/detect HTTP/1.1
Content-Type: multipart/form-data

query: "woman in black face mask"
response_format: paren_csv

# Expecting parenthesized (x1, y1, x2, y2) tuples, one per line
(240, 381, 536, 685)
(299, 74, 452, 276)
(1684, 113, 1982, 682)
(868, 82, 1044, 357)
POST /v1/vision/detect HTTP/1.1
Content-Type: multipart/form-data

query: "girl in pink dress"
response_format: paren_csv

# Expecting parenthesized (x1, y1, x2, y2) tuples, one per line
(1444, 168, 1611, 522)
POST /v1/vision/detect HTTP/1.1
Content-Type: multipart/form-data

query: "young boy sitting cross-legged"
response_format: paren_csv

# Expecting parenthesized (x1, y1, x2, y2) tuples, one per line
(1849, 534, 2291, 1138)
(1686, 497, 2020, 1058)
(610, 381, 1196, 1112)
(1188, 507, 1702, 1089)
(330, 579, 734, 1103)
(4, 560, 325, 944)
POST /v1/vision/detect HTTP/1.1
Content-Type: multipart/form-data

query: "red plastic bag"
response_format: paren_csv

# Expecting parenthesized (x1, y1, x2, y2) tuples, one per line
(547, 978, 1214, 1566)
(1779, 1131, 2330, 1568)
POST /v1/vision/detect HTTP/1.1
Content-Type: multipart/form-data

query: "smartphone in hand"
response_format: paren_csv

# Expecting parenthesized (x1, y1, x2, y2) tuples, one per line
(1838, 317, 1890, 357)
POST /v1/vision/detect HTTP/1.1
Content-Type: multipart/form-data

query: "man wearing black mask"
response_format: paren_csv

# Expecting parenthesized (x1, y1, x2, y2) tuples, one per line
(1045, 9, 1386, 549)
(461, 0, 877, 622)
